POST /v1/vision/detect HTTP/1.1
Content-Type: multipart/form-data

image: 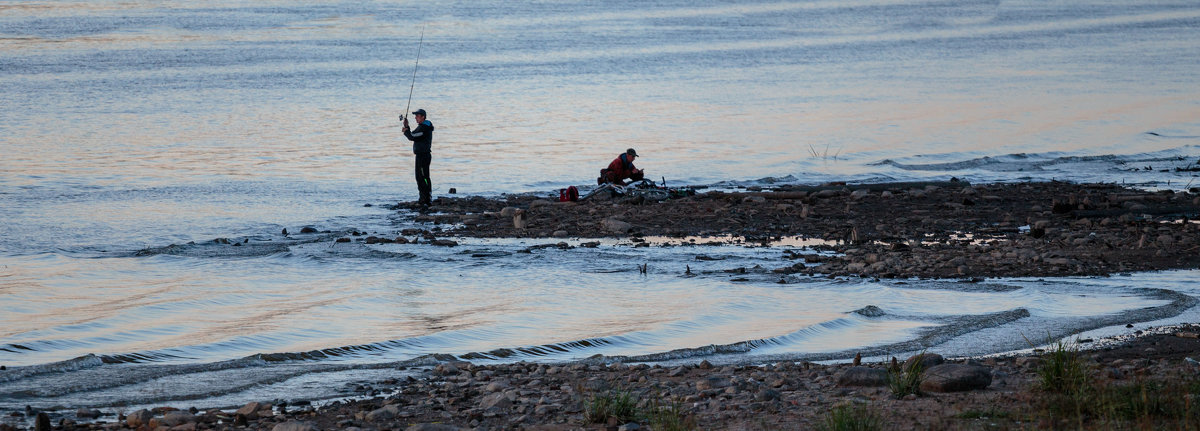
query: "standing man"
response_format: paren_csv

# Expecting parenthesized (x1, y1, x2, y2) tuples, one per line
(402, 108, 434, 206)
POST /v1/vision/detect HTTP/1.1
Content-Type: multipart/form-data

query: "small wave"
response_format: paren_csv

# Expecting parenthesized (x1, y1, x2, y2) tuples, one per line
(457, 338, 618, 361)
(709, 175, 801, 188)
(584, 308, 1032, 364)
(872, 154, 1050, 172)
(871, 147, 1200, 177)
(0, 354, 105, 383)
(1146, 131, 1200, 139)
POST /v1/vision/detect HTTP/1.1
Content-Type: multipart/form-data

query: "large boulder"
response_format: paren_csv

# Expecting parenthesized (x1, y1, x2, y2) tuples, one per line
(365, 404, 401, 422)
(162, 411, 196, 427)
(903, 353, 945, 371)
(836, 366, 888, 387)
(920, 363, 993, 392)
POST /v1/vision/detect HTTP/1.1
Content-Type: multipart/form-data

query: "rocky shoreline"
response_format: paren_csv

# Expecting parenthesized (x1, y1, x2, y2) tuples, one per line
(387, 180, 1200, 279)
(10, 325, 1200, 431)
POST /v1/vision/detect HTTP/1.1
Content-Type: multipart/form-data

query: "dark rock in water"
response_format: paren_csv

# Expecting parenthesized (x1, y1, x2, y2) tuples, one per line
(449, 188, 457, 194)
(364, 203, 373, 207)
(300, 227, 318, 234)
(336, 238, 351, 243)
(920, 363, 992, 392)
(281, 228, 288, 235)
(853, 305, 886, 317)
(430, 239, 459, 247)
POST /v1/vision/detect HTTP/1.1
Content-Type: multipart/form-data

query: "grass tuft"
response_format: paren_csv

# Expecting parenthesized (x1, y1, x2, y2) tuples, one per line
(646, 397, 696, 431)
(1037, 338, 1088, 395)
(583, 390, 638, 424)
(819, 403, 881, 431)
(887, 354, 925, 398)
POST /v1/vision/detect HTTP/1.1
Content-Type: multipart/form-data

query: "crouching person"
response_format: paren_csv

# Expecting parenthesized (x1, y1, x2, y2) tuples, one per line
(598, 148, 644, 186)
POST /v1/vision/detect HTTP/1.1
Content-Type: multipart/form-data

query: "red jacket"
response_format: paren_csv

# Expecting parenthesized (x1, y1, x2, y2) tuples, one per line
(599, 153, 642, 185)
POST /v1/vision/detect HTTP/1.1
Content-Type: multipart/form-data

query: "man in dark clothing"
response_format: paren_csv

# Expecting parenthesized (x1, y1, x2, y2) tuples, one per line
(598, 148, 644, 186)
(402, 108, 434, 206)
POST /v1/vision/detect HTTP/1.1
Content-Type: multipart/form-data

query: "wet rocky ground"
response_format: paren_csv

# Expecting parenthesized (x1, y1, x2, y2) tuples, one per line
(10, 325, 1200, 431)
(389, 180, 1200, 279)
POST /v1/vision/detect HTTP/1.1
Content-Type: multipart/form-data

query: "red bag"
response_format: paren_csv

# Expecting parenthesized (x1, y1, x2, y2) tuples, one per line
(559, 186, 579, 202)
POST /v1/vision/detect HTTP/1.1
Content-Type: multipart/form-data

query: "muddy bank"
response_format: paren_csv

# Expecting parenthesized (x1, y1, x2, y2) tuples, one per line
(391, 181, 1200, 279)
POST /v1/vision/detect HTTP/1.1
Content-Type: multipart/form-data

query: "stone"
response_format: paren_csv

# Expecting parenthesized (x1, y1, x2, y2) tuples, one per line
(903, 353, 945, 371)
(696, 377, 732, 391)
(435, 362, 461, 375)
(485, 380, 511, 392)
(603, 218, 633, 233)
(366, 404, 401, 422)
(836, 366, 887, 387)
(236, 402, 263, 418)
(162, 411, 196, 427)
(755, 388, 782, 402)
(34, 412, 50, 431)
(75, 408, 101, 419)
(126, 409, 154, 428)
(920, 363, 993, 392)
(480, 392, 513, 410)
(272, 421, 318, 431)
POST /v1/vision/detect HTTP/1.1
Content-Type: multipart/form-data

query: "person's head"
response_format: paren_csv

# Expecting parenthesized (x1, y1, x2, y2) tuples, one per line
(412, 108, 427, 121)
(625, 148, 638, 161)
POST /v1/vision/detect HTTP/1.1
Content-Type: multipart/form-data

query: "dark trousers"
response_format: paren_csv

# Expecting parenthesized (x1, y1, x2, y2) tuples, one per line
(415, 152, 432, 204)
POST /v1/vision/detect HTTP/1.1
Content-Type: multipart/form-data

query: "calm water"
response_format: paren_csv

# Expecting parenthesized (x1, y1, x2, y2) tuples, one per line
(2, 0, 1200, 413)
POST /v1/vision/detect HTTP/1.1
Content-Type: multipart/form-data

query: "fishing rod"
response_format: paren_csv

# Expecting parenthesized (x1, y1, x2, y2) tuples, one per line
(402, 24, 426, 122)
